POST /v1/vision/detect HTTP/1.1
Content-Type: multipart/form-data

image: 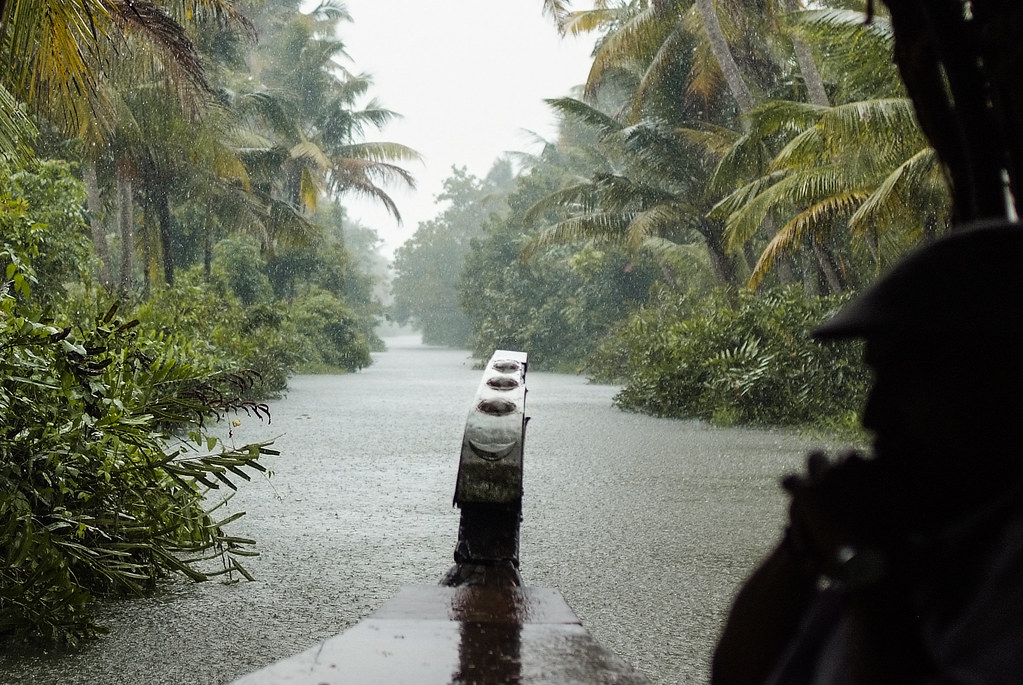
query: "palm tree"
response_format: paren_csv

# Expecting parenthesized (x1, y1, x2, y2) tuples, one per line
(240, 1, 420, 234)
(0, 0, 254, 295)
(0, 0, 212, 140)
(531, 0, 848, 287)
(693, 0, 754, 111)
(523, 97, 741, 285)
(709, 7, 949, 290)
(727, 102, 947, 287)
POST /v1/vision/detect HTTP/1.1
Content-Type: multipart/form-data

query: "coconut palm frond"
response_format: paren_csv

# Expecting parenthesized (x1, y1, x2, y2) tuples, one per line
(337, 100, 403, 137)
(720, 178, 790, 253)
(723, 165, 854, 252)
(709, 170, 786, 223)
(562, 7, 620, 37)
(615, 122, 693, 184)
(639, 236, 710, 265)
(290, 141, 331, 170)
(748, 191, 869, 289)
(298, 165, 320, 212)
(264, 193, 321, 248)
(108, 0, 210, 93)
(237, 91, 297, 137)
(0, 83, 36, 167)
(305, 0, 351, 24)
(675, 123, 742, 159)
(332, 141, 422, 167)
(585, 5, 668, 96)
(545, 97, 623, 139)
(522, 181, 599, 227)
(593, 172, 678, 212)
(848, 147, 943, 238)
(743, 99, 826, 141)
(166, 0, 257, 40)
(796, 8, 893, 42)
(769, 126, 827, 171)
(626, 203, 692, 249)
(793, 8, 900, 100)
(521, 212, 632, 260)
(707, 128, 770, 197)
(4, 0, 112, 132)
(329, 158, 415, 208)
(204, 143, 251, 189)
(814, 98, 920, 150)
(686, 32, 725, 103)
(541, 0, 574, 33)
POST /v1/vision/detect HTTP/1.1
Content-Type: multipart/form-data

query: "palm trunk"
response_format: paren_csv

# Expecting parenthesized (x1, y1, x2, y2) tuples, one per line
(154, 189, 176, 286)
(695, 0, 754, 113)
(83, 162, 114, 289)
(700, 221, 740, 287)
(783, 0, 830, 108)
(694, 0, 753, 286)
(793, 37, 829, 107)
(811, 238, 843, 294)
(116, 161, 135, 300)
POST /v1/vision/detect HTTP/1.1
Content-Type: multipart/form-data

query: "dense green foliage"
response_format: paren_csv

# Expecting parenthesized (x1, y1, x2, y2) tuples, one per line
(0, 0, 977, 642)
(444, 1, 929, 428)
(391, 166, 512, 346)
(0, 183, 277, 641)
(460, 165, 660, 371)
(1, 161, 93, 309)
(0, 148, 380, 643)
(592, 287, 869, 429)
(0, 0, 402, 648)
(0, 297, 277, 642)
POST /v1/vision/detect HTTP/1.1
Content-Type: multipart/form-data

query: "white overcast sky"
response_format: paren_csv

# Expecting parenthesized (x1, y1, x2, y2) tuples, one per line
(336, 1, 596, 255)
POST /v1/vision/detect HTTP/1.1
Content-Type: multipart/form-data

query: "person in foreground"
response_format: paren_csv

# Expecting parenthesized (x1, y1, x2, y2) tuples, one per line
(712, 221, 1023, 685)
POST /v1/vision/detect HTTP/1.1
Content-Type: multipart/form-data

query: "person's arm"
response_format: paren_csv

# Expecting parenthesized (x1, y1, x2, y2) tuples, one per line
(713, 452, 883, 685)
(711, 532, 819, 685)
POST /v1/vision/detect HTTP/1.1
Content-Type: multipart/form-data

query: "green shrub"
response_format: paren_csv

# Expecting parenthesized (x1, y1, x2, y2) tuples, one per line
(289, 287, 372, 372)
(0, 210, 280, 642)
(210, 236, 275, 307)
(0, 282, 276, 642)
(597, 286, 870, 429)
(0, 160, 92, 310)
(135, 272, 300, 397)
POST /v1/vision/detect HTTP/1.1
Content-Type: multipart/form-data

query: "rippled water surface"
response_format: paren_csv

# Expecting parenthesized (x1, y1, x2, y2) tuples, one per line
(0, 337, 828, 684)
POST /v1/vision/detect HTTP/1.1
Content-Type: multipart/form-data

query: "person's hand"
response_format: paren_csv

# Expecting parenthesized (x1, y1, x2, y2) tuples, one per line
(781, 451, 890, 579)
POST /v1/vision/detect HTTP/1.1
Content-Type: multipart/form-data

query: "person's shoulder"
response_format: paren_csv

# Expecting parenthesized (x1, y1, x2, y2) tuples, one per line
(917, 499, 1023, 681)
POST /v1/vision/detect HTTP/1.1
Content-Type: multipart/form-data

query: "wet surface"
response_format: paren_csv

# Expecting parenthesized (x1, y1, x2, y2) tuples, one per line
(0, 336, 827, 684)
(233, 586, 650, 684)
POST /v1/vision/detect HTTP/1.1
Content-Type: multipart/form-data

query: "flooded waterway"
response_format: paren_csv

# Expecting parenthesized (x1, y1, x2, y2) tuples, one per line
(0, 336, 831, 684)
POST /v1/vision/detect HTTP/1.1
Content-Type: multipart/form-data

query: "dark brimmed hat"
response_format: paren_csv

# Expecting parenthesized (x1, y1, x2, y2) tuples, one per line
(812, 221, 1023, 342)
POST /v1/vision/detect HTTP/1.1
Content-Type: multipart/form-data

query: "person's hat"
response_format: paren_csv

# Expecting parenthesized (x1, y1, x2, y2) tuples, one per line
(812, 220, 1023, 342)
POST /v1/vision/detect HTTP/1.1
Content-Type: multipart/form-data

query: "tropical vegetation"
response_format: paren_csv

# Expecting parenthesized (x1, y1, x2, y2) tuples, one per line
(394, 0, 938, 430)
(1, 0, 989, 644)
(0, 0, 411, 641)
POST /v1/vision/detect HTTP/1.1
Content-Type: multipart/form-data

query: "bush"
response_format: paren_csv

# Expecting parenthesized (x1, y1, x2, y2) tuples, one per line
(596, 286, 870, 430)
(289, 287, 372, 372)
(0, 198, 280, 641)
(0, 160, 92, 310)
(0, 284, 276, 642)
(134, 269, 301, 398)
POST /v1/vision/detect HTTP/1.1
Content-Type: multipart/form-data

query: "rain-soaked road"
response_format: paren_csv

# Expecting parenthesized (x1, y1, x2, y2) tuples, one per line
(0, 336, 829, 684)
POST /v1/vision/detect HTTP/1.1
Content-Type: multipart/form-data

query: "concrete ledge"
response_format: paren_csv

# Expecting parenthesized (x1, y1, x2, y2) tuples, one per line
(230, 585, 652, 684)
